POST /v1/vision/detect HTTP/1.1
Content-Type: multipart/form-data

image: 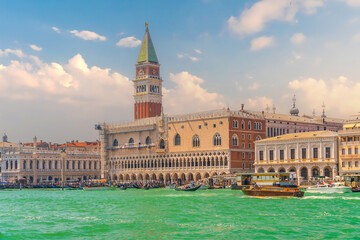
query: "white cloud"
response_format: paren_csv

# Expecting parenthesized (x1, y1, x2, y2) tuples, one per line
(293, 52, 302, 60)
(247, 96, 273, 110)
(227, 0, 323, 36)
(52, 27, 61, 33)
(248, 82, 260, 90)
(177, 53, 199, 62)
(194, 49, 202, 54)
(189, 56, 199, 62)
(0, 48, 25, 58)
(290, 33, 306, 45)
(29, 44, 42, 51)
(250, 36, 274, 51)
(0, 50, 132, 106)
(116, 36, 141, 48)
(340, 0, 360, 7)
(163, 72, 225, 113)
(288, 76, 360, 117)
(70, 30, 106, 41)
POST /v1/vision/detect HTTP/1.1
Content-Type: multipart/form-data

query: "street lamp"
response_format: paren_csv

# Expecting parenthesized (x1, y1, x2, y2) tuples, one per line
(60, 149, 67, 191)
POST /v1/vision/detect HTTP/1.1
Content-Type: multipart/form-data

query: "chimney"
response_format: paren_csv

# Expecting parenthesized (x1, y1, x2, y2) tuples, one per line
(241, 104, 244, 111)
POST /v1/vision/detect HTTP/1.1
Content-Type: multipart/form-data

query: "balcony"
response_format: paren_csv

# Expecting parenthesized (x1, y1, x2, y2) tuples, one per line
(341, 154, 360, 160)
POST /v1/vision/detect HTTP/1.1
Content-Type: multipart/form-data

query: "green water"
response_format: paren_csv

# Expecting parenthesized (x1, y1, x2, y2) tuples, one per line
(0, 189, 359, 239)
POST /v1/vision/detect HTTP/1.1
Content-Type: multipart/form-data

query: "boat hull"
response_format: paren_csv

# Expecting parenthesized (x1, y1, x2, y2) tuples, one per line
(242, 188, 304, 198)
(175, 185, 201, 191)
(83, 187, 117, 191)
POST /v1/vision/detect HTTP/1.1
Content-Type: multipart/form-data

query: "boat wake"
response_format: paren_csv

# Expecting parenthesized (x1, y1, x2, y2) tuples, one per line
(302, 196, 336, 200)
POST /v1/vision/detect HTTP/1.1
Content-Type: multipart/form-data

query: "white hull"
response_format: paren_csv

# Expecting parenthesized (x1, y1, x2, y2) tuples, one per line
(306, 186, 351, 193)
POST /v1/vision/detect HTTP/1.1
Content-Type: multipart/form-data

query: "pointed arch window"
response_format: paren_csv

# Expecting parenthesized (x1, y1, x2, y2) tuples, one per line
(113, 139, 119, 147)
(248, 121, 252, 130)
(146, 136, 151, 145)
(256, 135, 262, 141)
(213, 133, 222, 146)
(233, 120, 238, 128)
(160, 139, 165, 149)
(174, 134, 181, 146)
(129, 138, 134, 144)
(241, 120, 245, 130)
(193, 135, 200, 147)
(232, 134, 239, 146)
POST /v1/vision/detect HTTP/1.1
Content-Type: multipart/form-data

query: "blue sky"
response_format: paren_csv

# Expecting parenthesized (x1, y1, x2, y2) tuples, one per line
(1, 0, 360, 142)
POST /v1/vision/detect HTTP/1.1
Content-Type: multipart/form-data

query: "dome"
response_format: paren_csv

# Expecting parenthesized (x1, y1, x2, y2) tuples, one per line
(290, 107, 299, 116)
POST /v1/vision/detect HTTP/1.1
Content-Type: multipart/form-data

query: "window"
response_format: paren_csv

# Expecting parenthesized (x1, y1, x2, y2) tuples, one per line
(214, 133, 221, 146)
(159, 139, 165, 149)
(290, 149, 295, 160)
(342, 148, 345, 155)
(193, 135, 200, 147)
(213, 124, 216, 128)
(256, 135, 262, 141)
(248, 121, 251, 130)
(204, 122, 208, 127)
(249, 153, 252, 159)
(241, 121, 245, 130)
(348, 161, 352, 167)
(146, 136, 151, 145)
(302, 148, 307, 159)
(232, 134, 239, 146)
(356, 148, 359, 155)
(233, 120, 238, 128)
(242, 163, 245, 169)
(313, 148, 318, 159)
(280, 150, 284, 160)
(242, 143, 245, 149)
(219, 121, 223, 126)
(23, 160, 26, 170)
(325, 147, 331, 158)
(248, 143, 251, 149)
(348, 148, 352, 155)
(242, 152, 245, 159)
(259, 151, 264, 160)
(356, 161, 359, 167)
(198, 125, 202, 129)
(174, 134, 181, 146)
(342, 161, 345, 168)
(242, 134, 245, 140)
(269, 150, 274, 161)
(113, 139, 118, 147)
(248, 134, 251, 140)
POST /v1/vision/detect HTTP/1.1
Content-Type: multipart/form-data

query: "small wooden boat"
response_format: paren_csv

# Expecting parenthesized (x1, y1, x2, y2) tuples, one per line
(119, 186, 127, 190)
(351, 187, 360, 192)
(83, 186, 117, 191)
(242, 186, 304, 198)
(175, 185, 201, 191)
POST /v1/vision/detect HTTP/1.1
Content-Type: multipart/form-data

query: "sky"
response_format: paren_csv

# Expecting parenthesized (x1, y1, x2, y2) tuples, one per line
(1, 0, 360, 143)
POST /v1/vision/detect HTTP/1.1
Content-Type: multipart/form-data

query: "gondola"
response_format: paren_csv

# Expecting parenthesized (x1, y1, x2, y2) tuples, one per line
(351, 187, 360, 192)
(175, 185, 201, 191)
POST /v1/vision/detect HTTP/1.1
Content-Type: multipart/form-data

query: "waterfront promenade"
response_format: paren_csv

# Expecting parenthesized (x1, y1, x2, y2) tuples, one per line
(0, 189, 359, 239)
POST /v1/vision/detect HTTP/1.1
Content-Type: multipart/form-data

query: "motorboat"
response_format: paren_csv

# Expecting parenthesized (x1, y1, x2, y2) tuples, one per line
(83, 186, 117, 191)
(306, 182, 350, 193)
(175, 185, 201, 191)
(241, 172, 304, 198)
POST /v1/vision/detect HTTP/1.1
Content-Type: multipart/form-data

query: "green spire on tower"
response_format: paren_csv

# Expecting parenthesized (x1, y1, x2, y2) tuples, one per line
(137, 23, 159, 64)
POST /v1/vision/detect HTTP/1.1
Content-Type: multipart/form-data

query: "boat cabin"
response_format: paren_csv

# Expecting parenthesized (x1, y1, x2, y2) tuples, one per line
(344, 174, 360, 187)
(236, 172, 298, 188)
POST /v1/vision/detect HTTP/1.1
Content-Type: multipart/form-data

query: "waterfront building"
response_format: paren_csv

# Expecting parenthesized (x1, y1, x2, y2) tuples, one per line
(97, 25, 266, 183)
(338, 121, 360, 175)
(0, 137, 100, 183)
(249, 97, 344, 138)
(254, 131, 339, 181)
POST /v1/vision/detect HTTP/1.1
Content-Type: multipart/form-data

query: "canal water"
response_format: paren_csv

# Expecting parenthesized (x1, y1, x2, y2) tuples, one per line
(0, 189, 359, 239)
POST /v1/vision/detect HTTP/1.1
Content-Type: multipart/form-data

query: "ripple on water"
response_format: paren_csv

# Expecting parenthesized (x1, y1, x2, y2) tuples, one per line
(0, 189, 360, 239)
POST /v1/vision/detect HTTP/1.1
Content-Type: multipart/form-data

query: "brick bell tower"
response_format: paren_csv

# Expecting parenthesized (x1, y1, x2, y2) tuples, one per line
(133, 23, 162, 120)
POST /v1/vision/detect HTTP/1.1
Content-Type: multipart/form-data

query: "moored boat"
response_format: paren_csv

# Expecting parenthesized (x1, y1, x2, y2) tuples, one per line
(83, 186, 117, 191)
(199, 185, 210, 190)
